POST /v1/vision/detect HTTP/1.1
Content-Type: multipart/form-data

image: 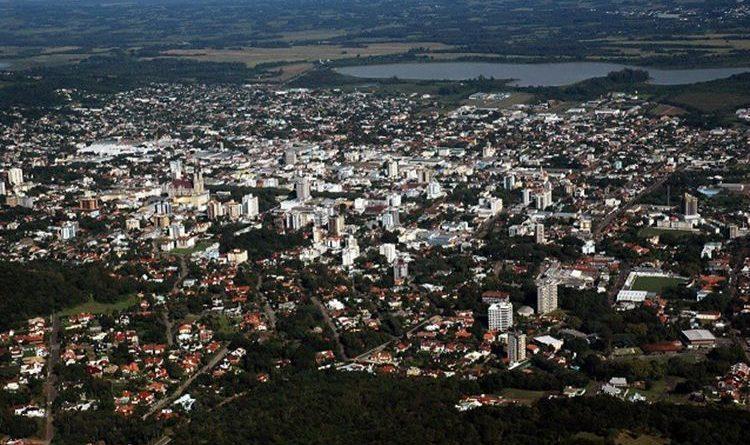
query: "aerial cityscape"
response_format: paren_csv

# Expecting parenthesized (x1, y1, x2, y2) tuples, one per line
(1, 1, 750, 444)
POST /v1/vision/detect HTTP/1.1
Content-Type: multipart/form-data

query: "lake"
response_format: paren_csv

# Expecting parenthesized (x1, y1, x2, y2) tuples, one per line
(335, 62, 750, 87)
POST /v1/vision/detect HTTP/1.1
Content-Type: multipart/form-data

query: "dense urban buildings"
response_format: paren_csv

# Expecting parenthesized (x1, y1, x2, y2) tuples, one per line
(1, 62, 750, 444)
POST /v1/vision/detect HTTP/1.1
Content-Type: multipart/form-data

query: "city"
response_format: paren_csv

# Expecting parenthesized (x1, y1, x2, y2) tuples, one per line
(1, 82, 750, 443)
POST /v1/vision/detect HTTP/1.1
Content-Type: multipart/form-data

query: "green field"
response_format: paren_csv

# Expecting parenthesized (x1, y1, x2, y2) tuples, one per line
(499, 388, 547, 404)
(60, 294, 140, 316)
(630, 276, 686, 293)
(638, 227, 696, 238)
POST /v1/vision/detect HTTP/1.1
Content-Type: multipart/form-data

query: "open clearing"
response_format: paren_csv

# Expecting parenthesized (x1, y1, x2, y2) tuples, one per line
(158, 42, 453, 67)
(60, 294, 140, 316)
(630, 276, 686, 293)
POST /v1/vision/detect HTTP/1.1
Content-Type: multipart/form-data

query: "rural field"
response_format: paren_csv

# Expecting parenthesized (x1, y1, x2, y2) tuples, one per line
(158, 42, 453, 68)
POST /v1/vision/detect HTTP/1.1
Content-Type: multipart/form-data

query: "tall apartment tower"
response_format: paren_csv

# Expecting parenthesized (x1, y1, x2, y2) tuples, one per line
(536, 279, 558, 315)
(386, 160, 399, 179)
(508, 331, 527, 365)
(296, 177, 311, 201)
(242, 194, 259, 219)
(7, 167, 23, 186)
(393, 259, 409, 285)
(284, 149, 297, 166)
(329, 214, 345, 236)
(535, 223, 546, 244)
(488, 300, 514, 332)
(684, 193, 698, 217)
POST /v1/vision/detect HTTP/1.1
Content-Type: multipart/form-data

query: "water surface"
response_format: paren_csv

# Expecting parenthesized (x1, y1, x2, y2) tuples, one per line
(336, 62, 750, 87)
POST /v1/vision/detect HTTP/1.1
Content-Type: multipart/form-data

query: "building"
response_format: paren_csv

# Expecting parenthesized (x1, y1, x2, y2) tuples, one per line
(488, 300, 513, 331)
(207, 200, 224, 220)
(227, 249, 248, 265)
(386, 160, 399, 179)
(7, 167, 23, 186)
(225, 201, 242, 220)
(153, 200, 172, 216)
(284, 149, 297, 165)
(522, 189, 532, 206)
(393, 258, 409, 285)
(169, 160, 183, 179)
(329, 214, 345, 236)
(681, 329, 716, 348)
(535, 189, 552, 210)
(59, 222, 78, 240)
(684, 193, 698, 218)
(241, 194, 259, 219)
(426, 181, 443, 199)
(508, 332, 526, 365)
(379, 243, 397, 263)
(536, 279, 558, 315)
(78, 197, 100, 211)
(535, 223, 546, 244)
(296, 177, 311, 201)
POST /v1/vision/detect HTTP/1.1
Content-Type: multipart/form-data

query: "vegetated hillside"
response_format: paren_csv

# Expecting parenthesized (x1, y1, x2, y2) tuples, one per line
(0, 261, 138, 328)
(174, 371, 750, 445)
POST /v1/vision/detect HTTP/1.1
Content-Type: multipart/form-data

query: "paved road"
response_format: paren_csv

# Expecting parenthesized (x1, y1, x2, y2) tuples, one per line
(350, 315, 441, 363)
(593, 171, 671, 241)
(311, 296, 349, 360)
(162, 255, 188, 347)
(142, 344, 229, 420)
(43, 314, 61, 444)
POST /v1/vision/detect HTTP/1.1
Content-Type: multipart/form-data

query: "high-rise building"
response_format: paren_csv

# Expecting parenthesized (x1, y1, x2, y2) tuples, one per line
(169, 160, 183, 179)
(241, 194, 259, 219)
(379, 243, 397, 263)
(729, 224, 740, 239)
(168, 223, 185, 239)
(522, 189, 532, 206)
(387, 193, 402, 207)
(225, 201, 242, 220)
(296, 177, 311, 201)
(78, 197, 100, 211)
(207, 200, 224, 220)
(393, 258, 409, 284)
(426, 181, 443, 199)
(154, 200, 172, 216)
(284, 149, 297, 166)
(488, 300, 513, 331)
(684, 193, 698, 217)
(535, 189, 552, 210)
(386, 160, 399, 179)
(328, 214, 345, 236)
(508, 331, 527, 365)
(381, 212, 396, 230)
(417, 168, 432, 184)
(7, 167, 23, 186)
(535, 223, 546, 244)
(59, 221, 78, 241)
(579, 217, 592, 233)
(503, 174, 516, 190)
(536, 279, 558, 315)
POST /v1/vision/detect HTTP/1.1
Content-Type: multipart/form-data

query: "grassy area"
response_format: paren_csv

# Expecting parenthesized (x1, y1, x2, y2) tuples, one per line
(630, 276, 686, 293)
(60, 294, 140, 316)
(614, 431, 668, 445)
(499, 388, 546, 404)
(171, 240, 214, 256)
(638, 227, 696, 238)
